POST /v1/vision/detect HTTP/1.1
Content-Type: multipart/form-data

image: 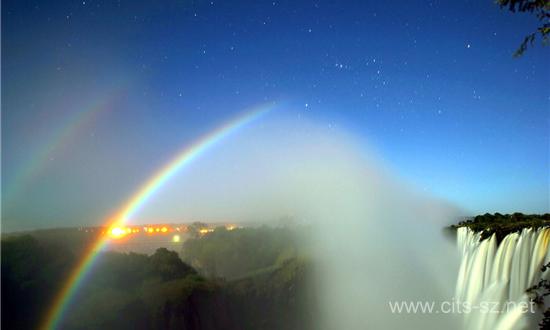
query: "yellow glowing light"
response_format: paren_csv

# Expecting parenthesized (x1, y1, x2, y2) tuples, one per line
(110, 227, 125, 238)
(199, 228, 213, 235)
(161, 227, 168, 233)
(155, 228, 160, 232)
(126, 228, 132, 233)
(148, 228, 154, 233)
(172, 235, 180, 243)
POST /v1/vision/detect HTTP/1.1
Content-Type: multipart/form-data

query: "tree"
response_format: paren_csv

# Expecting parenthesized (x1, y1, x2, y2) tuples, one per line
(497, 0, 550, 56)
(526, 262, 550, 329)
(187, 221, 209, 239)
(150, 248, 196, 281)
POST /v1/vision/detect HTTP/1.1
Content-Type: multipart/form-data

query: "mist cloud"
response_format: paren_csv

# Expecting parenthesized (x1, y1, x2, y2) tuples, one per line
(136, 114, 463, 329)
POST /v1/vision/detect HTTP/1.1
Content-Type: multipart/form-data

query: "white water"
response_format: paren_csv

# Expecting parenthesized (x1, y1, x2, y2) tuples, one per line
(456, 227, 550, 330)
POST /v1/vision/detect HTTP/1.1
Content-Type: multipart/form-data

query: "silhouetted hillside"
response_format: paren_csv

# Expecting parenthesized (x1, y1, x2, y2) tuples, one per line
(1, 226, 315, 330)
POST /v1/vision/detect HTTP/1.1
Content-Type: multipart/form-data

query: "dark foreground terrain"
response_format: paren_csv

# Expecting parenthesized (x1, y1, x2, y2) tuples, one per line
(1, 226, 318, 330)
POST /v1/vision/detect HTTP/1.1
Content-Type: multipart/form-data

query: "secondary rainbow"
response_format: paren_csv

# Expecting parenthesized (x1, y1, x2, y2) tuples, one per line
(4, 88, 124, 207)
(41, 103, 273, 330)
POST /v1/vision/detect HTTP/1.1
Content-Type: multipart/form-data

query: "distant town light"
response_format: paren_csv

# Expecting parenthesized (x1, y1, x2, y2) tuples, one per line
(109, 227, 125, 239)
(103, 223, 235, 238)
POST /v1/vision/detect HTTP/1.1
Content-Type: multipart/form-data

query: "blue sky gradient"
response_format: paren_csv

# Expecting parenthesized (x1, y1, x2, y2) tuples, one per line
(2, 0, 548, 230)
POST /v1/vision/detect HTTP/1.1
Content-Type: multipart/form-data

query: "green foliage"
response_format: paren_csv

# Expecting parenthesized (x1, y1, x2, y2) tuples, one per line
(452, 212, 550, 242)
(1, 235, 75, 330)
(2, 226, 314, 330)
(180, 226, 299, 279)
(526, 262, 550, 330)
(225, 258, 317, 330)
(187, 221, 209, 239)
(150, 248, 197, 281)
(65, 248, 198, 329)
(497, 0, 550, 56)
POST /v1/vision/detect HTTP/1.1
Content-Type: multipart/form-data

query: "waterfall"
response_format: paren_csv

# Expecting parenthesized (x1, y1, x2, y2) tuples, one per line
(455, 227, 550, 330)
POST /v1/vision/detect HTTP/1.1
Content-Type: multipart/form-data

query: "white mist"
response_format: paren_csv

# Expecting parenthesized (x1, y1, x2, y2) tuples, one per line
(137, 115, 464, 329)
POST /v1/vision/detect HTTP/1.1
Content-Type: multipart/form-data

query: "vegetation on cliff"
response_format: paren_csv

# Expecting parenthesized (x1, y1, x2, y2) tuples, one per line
(1, 226, 314, 330)
(451, 212, 550, 242)
(527, 262, 550, 330)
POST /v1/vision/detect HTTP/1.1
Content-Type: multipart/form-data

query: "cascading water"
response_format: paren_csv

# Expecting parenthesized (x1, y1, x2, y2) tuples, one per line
(456, 227, 550, 330)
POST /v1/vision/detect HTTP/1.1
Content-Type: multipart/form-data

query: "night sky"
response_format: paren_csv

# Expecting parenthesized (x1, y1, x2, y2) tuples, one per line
(2, 0, 549, 231)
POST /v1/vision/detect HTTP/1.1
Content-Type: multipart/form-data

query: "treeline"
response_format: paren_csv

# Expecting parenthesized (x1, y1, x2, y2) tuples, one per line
(1, 226, 316, 330)
(453, 212, 550, 242)
(2, 235, 76, 330)
(181, 226, 300, 279)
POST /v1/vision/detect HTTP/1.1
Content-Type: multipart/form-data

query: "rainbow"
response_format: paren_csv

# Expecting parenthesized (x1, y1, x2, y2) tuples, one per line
(40, 103, 273, 330)
(4, 88, 124, 208)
